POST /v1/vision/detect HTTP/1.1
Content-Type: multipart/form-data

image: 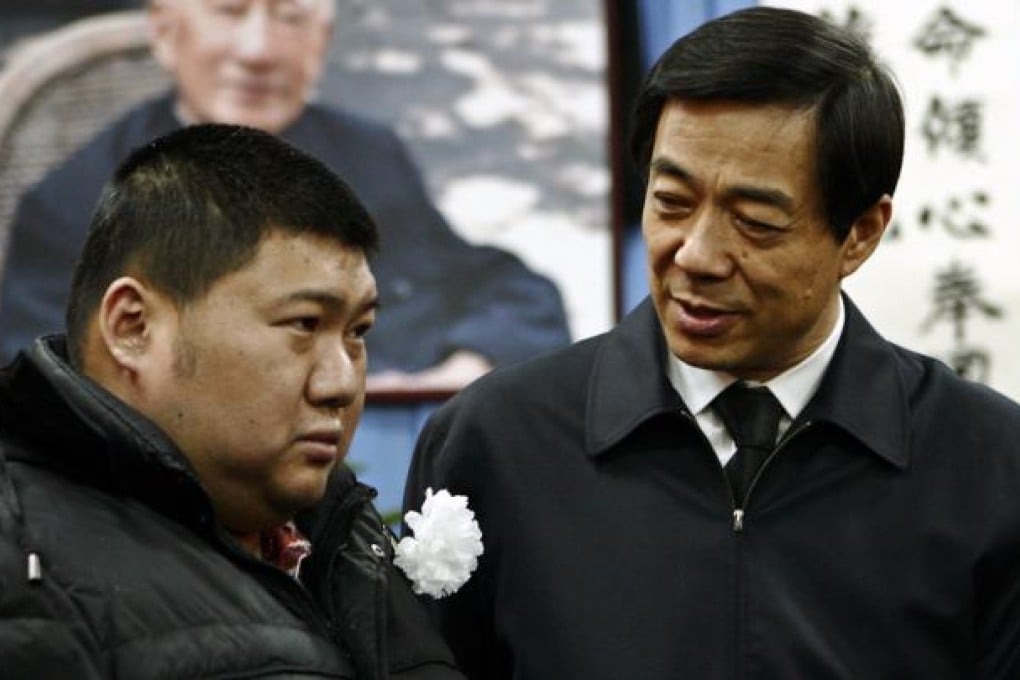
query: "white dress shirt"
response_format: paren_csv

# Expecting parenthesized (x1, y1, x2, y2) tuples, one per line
(666, 297, 846, 466)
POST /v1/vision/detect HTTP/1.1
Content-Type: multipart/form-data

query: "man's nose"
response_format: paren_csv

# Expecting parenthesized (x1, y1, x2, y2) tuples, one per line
(233, 6, 277, 62)
(672, 209, 734, 279)
(307, 345, 361, 410)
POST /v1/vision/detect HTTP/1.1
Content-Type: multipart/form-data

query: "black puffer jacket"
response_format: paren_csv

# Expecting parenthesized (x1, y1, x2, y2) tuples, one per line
(0, 337, 462, 679)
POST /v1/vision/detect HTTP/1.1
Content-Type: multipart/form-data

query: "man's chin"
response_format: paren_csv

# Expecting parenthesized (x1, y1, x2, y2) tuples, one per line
(272, 479, 333, 517)
(666, 334, 732, 370)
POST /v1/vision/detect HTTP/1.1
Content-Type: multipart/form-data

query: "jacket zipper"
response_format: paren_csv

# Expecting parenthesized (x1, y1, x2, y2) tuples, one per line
(726, 418, 813, 680)
(680, 409, 742, 518)
(682, 410, 808, 679)
(0, 446, 44, 584)
(732, 420, 813, 532)
(680, 407, 814, 678)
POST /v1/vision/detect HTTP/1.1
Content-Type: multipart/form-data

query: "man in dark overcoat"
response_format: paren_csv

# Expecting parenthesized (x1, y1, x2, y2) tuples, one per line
(404, 7, 1020, 678)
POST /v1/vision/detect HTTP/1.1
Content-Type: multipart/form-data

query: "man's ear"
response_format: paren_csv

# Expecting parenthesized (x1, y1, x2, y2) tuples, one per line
(839, 194, 892, 279)
(147, 0, 178, 71)
(96, 277, 160, 372)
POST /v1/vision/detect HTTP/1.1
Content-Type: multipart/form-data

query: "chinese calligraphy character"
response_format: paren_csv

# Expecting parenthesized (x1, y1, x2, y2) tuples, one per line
(921, 96, 984, 160)
(886, 191, 992, 241)
(918, 191, 991, 239)
(913, 6, 986, 75)
(922, 260, 1003, 382)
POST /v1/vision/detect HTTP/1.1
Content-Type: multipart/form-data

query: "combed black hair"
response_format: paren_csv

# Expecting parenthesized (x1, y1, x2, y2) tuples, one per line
(630, 6, 904, 241)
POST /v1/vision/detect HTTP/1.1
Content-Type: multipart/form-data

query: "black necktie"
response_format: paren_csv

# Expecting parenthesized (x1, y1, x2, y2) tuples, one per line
(712, 383, 784, 507)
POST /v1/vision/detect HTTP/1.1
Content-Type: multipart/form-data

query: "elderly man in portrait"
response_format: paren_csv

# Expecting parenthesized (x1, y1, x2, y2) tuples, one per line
(0, 0, 570, 390)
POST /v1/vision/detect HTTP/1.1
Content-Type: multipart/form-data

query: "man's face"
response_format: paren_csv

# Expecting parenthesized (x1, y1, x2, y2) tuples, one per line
(150, 0, 333, 133)
(142, 231, 377, 532)
(643, 99, 872, 382)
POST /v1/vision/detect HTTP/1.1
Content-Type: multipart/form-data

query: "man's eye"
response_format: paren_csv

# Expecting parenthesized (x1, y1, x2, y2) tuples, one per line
(652, 192, 693, 215)
(735, 214, 780, 233)
(208, 0, 248, 16)
(290, 317, 320, 332)
(351, 321, 374, 340)
(271, 0, 316, 24)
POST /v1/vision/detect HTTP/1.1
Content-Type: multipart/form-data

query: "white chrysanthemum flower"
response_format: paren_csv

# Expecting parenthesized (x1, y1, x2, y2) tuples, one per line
(394, 487, 484, 598)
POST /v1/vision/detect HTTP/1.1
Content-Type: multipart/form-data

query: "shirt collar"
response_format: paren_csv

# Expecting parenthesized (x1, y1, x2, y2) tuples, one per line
(586, 295, 911, 469)
(667, 297, 846, 420)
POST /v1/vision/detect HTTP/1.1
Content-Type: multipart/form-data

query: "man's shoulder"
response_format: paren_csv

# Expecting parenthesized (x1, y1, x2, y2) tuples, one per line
(4, 438, 136, 526)
(27, 94, 175, 204)
(888, 340, 1020, 433)
(841, 299, 1020, 430)
(297, 103, 401, 146)
(434, 333, 606, 424)
(893, 340, 1013, 401)
(290, 104, 432, 199)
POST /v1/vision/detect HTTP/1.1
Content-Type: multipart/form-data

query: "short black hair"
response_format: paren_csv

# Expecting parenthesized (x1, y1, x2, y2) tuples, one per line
(66, 123, 379, 365)
(630, 6, 904, 241)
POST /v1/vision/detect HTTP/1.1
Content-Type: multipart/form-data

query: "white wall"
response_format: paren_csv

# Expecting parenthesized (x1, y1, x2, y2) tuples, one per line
(764, 0, 1020, 399)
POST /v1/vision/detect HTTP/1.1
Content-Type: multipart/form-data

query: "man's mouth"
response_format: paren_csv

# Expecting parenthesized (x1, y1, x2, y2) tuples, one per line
(668, 297, 741, 337)
(296, 429, 342, 465)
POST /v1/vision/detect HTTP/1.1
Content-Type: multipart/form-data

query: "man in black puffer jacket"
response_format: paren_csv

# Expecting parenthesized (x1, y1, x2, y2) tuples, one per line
(0, 124, 465, 679)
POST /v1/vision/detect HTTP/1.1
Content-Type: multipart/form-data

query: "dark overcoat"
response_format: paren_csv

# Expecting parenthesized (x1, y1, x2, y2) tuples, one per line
(0, 337, 463, 679)
(405, 296, 1020, 679)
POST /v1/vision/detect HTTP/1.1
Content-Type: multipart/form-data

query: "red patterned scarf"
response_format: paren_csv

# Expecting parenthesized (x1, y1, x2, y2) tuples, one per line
(259, 521, 312, 578)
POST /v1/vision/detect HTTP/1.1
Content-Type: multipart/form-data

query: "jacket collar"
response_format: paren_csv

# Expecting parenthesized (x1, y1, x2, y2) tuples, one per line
(585, 295, 913, 469)
(798, 295, 914, 469)
(585, 299, 684, 455)
(2, 336, 214, 525)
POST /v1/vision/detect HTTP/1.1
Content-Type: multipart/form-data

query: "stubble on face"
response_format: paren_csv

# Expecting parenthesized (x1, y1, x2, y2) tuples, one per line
(171, 332, 198, 379)
(142, 234, 376, 533)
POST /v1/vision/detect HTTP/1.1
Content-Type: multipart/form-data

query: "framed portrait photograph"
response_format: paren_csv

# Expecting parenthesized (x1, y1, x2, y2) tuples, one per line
(0, 0, 614, 400)
(325, 0, 613, 399)
(0, 0, 615, 512)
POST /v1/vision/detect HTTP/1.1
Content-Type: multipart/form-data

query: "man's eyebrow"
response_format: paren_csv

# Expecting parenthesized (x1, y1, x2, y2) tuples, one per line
(273, 290, 381, 313)
(649, 157, 694, 184)
(650, 156, 796, 215)
(726, 185, 796, 215)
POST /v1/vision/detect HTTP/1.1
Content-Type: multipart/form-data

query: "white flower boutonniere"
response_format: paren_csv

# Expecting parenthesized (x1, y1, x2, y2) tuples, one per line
(394, 487, 484, 598)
